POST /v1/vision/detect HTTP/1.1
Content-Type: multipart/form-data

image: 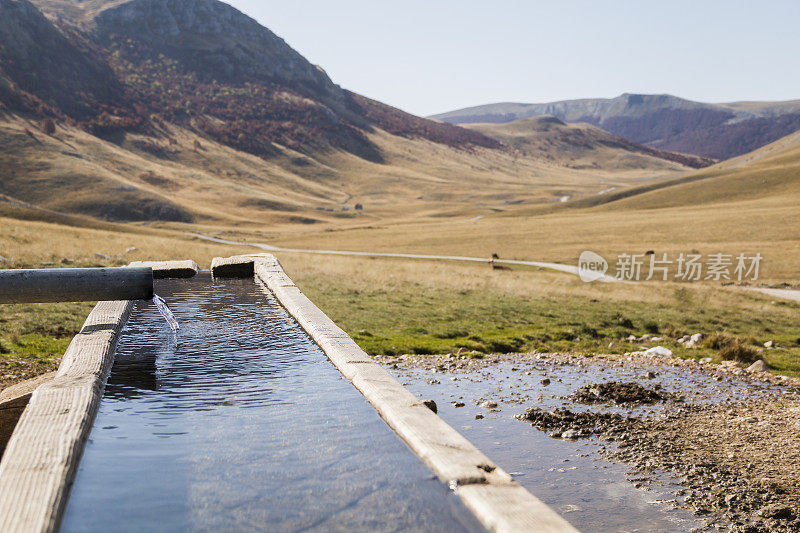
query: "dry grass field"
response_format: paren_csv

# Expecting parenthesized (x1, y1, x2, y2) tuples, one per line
(0, 111, 698, 227)
(1, 116, 799, 388)
(222, 129, 800, 283)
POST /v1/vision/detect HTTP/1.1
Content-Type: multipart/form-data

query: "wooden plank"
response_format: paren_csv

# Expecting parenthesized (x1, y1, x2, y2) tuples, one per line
(0, 373, 57, 459)
(244, 254, 578, 533)
(129, 260, 198, 279)
(0, 300, 133, 532)
(0, 373, 57, 405)
(210, 255, 256, 278)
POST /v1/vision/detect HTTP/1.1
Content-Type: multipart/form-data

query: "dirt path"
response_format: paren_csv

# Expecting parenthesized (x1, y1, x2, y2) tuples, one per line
(191, 234, 800, 303)
(749, 287, 800, 303)
(189, 232, 617, 282)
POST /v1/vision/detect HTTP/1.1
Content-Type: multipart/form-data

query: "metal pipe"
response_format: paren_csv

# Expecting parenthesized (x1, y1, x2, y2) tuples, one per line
(0, 267, 154, 304)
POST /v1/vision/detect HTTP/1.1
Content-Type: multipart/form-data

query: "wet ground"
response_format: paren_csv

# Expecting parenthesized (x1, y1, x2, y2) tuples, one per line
(382, 352, 800, 532)
(62, 275, 483, 532)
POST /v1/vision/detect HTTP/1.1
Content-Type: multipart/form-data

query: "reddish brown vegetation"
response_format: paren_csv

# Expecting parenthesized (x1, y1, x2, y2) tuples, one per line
(0, 7, 501, 164)
(346, 92, 502, 150)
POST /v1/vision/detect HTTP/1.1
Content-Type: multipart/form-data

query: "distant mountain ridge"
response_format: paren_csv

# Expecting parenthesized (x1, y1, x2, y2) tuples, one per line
(1, 0, 500, 164)
(465, 115, 713, 169)
(0, 0, 714, 226)
(432, 94, 800, 160)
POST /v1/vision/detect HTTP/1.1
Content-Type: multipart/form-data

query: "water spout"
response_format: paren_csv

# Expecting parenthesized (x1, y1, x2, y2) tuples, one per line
(153, 294, 180, 333)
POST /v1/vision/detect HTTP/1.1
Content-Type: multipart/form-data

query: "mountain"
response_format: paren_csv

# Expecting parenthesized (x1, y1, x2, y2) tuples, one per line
(3, 0, 499, 162)
(431, 94, 800, 160)
(463, 116, 713, 170)
(0, 0, 704, 226)
(583, 127, 800, 211)
(0, 0, 124, 118)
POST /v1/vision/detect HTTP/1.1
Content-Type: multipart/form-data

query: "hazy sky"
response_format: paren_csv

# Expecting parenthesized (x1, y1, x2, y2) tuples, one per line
(226, 0, 800, 116)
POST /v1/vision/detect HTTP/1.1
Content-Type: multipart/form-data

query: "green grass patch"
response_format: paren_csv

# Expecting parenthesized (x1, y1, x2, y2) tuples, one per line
(0, 301, 95, 385)
(295, 277, 800, 376)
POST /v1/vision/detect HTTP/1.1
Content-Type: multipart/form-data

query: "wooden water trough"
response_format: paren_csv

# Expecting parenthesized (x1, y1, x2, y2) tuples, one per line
(0, 258, 576, 532)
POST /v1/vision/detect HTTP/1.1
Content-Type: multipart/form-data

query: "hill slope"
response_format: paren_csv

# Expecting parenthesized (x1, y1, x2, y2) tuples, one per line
(258, 130, 800, 282)
(589, 129, 800, 211)
(0, 0, 705, 225)
(464, 116, 712, 170)
(4, 0, 499, 163)
(432, 94, 800, 160)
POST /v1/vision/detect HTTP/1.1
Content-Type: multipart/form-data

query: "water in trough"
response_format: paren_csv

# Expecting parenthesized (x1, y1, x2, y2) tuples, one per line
(61, 275, 483, 532)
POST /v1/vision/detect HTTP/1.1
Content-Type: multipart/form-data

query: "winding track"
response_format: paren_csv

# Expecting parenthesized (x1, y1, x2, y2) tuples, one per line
(188, 232, 621, 281)
(748, 288, 800, 303)
(190, 232, 800, 299)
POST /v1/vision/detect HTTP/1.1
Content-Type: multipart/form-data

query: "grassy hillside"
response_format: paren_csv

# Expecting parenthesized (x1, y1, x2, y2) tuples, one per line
(0, 0, 713, 229)
(0, 110, 704, 227)
(230, 129, 800, 283)
(594, 129, 800, 210)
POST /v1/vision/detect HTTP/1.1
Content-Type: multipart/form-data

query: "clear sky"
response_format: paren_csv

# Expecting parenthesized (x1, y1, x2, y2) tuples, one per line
(226, 0, 800, 117)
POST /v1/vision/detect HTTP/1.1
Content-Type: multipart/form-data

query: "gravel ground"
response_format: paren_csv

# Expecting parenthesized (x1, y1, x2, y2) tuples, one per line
(381, 351, 800, 532)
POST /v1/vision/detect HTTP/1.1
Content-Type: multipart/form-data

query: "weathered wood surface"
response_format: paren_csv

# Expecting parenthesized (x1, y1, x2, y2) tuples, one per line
(210, 255, 257, 278)
(0, 267, 153, 303)
(238, 254, 578, 533)
(0, 300, 133, 533)
(129, 260, 198, 279)
(0, 373, 57, 459)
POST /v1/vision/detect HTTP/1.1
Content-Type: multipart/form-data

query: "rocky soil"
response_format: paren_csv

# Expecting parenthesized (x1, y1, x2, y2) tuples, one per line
(568, 381, 673, 405)
(382, 351, 800, 532)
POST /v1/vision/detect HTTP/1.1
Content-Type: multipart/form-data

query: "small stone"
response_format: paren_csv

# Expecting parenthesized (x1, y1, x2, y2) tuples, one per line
(125, 247, 138, 253)
(561, 429, 580, 440)
(422, 400, 437, 413)
(454, 402, 465, 408)
(475, 414, 484, 420)
(685, 333, 704, 348)
(763, 340, 774, 349)
(481, 401, 498, 409)
(541, 378, 551, 386)
(747, 359, 769, 373)
(699, 357, 713, 364)
(643, 346, 673, 358)
(645, 371, 656, 379)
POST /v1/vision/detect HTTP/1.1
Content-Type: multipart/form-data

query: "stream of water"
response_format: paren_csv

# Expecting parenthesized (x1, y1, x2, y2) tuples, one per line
(384, 355, 785, 532)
